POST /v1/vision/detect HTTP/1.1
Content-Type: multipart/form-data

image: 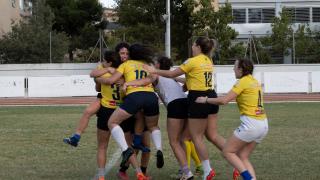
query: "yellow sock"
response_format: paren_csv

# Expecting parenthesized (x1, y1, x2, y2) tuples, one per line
(190, 141, 201, 167)
(184, 140, 192, 168)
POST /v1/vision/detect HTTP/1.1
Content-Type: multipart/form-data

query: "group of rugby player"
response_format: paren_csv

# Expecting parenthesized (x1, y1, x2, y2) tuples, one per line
(63, 36, 269, 180)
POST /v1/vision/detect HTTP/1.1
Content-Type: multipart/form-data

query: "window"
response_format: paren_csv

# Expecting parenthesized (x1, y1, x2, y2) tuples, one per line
(312, 7, 320, 22)
(249, 9, 261, 23)
(262, 8, 275, 23)
(249, 8, 275, 23)
(295, 8, 309, 23)
(232, 9, 246, 24)
(284, 7, 310, 23)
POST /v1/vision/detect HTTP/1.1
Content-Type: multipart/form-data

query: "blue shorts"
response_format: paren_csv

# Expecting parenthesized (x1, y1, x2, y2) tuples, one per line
(120, 91, 159, 116)
(187, 90, 219, 118)
(96, 106, 134, 132)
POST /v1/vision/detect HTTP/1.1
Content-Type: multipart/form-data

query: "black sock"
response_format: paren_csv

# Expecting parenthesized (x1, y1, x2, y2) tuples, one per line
(141, 166, 147, 174)
(119, 165, 129, 172)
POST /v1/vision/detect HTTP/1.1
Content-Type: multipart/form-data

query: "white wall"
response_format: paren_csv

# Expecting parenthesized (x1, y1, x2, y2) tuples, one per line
(28, 75, 96, 97)
(312, 71, 320, 92)
(264, 72, 309, 93)
(0, 76, 25, 97)
(0, 63, 319, 97)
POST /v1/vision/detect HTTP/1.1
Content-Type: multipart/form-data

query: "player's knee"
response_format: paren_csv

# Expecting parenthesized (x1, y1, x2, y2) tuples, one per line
(84, 107, 95, 117)
(207, 132, 218, 143)
(222, 148, 230, 158)
(238, 152, 249, 161)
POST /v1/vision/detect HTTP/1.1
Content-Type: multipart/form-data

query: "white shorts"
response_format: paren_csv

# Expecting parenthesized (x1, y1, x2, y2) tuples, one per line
(234, 115, 269, 143)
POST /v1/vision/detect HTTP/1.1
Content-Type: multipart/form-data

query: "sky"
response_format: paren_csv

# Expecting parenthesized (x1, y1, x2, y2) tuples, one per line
(99, 0, 116, 8)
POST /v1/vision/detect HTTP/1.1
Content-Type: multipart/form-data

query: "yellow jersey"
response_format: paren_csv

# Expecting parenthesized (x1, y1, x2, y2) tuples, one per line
(97, 64, 104, 70)
(117, 60, 154, 95)
(180, 54, 214, 91)
(231, 75, 267, 120)
(100, 72, 124, 109)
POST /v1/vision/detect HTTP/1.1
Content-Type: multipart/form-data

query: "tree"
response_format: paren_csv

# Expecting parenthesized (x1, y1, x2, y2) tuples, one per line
(46, 0, 103, 61)
(0, 0, 69, 64)
(268, 9, 293, 57)
(262, 9, 320, 63)
(192, 1, 241, 64)
(114, 0, 196, 61)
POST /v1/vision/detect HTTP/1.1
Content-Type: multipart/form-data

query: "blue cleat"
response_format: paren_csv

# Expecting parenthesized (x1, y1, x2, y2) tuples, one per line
(63, 134, 80, 147)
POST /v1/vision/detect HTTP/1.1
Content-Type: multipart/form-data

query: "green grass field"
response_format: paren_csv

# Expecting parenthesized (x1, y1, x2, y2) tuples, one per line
(0, 102, 320, 180)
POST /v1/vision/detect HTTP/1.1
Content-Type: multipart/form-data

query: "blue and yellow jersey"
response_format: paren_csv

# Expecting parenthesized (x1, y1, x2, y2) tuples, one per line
(231, 75, 267, 120)
(100, 72, 124, 109)
(117, 60, 154, 95)
(180, 54, 214, 91)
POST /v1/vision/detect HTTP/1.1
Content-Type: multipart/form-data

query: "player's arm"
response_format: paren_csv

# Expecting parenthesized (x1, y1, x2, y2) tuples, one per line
(174, 76, 186, 83)
(95, 71, 122, 85)
(144, 64, 184, 78)
(123, 74, 158, 91)
(195, 90, 238, 105)
(90, 67, 115, 78)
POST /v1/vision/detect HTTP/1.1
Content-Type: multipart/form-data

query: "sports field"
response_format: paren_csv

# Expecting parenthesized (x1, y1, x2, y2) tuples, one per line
(0, 102, 319, 180)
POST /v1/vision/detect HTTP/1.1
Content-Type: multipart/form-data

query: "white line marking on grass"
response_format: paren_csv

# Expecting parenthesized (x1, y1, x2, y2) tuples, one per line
(105, 147, 122, 175)
(91, 147, 122, 180)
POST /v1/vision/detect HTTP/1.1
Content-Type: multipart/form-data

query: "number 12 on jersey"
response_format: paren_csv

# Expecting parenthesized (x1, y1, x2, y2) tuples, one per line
(204, 72, 212, 87)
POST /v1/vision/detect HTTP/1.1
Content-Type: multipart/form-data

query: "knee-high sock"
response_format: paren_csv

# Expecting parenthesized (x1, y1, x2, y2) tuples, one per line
(184, 140, 192, 168)
(111, 125, 128, 151)
(190, 141, 201, 167)
(151, 129, 162, 150)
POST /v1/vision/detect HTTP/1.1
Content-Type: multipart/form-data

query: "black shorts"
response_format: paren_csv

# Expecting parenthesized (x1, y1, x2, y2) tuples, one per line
(96, 106, 134, 132)
(97, 93, 102, 99)
(187, 90, 219, 119)
(167, 98, 188, 119)
(120, 91, 159, 116)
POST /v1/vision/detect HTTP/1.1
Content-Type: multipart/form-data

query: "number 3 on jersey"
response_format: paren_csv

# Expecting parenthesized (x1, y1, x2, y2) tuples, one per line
(111, 84, 120, 100)
(204, 72, 212, 87)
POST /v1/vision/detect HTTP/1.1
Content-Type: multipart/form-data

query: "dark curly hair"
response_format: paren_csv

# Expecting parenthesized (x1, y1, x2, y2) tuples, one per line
(129, 44, 154, 64)
(237, 58, 254, 77)
(115, 42, 130, 53)
(157, 56, 173, 70)
(103, 50, 121, 68)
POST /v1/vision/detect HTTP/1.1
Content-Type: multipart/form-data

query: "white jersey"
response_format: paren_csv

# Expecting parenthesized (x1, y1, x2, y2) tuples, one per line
(155, 76, 187, 106)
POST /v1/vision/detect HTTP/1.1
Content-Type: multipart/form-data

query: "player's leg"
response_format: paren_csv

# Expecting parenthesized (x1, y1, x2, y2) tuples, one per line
(96, 129, 110, 180)
(140, 131, 151, 178)
(132, 111, 150, 152)
(167, 117, 193, 179)
(206, 113, 225, 151)
(222, 135, 254, 180)
(143, 92, 163, 169)
(238, 142, 257, 180)
(63, 98, 101, 147)
(190, 141, 203, 175)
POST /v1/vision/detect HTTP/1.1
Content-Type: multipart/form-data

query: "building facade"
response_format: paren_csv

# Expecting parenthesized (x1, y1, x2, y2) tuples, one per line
(0, 0, 32, 37)
(219, 0, 320, 39)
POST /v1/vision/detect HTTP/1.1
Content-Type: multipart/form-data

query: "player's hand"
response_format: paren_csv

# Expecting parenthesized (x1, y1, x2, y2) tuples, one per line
(122, 82, 128, 92)
(107, 67, 116, 74)
(116, 78, 125, 85)
(195, 96, 208, 104)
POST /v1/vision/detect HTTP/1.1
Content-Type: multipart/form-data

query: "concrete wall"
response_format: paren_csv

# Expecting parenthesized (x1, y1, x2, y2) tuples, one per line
(0, 63, 319, 97)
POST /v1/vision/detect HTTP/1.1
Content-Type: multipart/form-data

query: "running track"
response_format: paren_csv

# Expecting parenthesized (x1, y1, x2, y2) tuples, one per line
(0, 93, 320, 105)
